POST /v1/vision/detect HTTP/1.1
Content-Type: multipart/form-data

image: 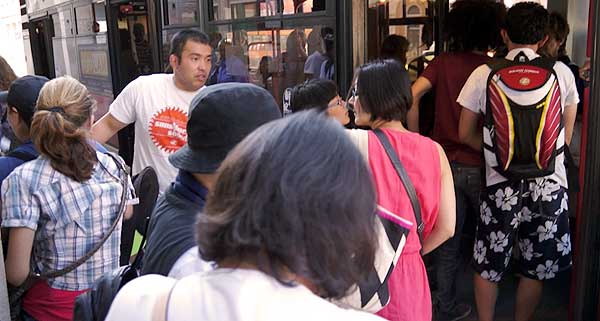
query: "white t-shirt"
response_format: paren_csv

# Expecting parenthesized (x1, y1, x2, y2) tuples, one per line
(109, 74, 203, 191)
(105, 269, 385, 321)
(304, 51, 327, 77)
(457, 48, 579, 187)
(167, 246, 213, 279)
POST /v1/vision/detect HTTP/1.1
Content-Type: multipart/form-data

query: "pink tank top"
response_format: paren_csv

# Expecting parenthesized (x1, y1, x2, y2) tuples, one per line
(368, 129, 441, 321)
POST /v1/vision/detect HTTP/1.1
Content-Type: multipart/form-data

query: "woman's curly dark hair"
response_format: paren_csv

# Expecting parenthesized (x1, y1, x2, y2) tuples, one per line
(197, 110, 378, 299)
(445, 0, 507, 52)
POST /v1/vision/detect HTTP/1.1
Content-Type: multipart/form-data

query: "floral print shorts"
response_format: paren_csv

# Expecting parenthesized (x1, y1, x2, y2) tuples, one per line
(472, 178, 572, 282)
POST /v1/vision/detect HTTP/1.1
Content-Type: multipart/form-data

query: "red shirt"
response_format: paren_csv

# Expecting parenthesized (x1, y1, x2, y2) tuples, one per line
(421, 52, 491, 166)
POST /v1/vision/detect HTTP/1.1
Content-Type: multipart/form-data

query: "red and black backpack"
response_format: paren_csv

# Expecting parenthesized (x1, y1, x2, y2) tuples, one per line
(484, 51, 563, 179)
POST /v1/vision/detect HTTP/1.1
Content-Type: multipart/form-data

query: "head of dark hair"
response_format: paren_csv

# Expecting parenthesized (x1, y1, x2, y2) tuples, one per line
(380, 35, 409, 65)
(356, 59, 412, 122)
(321, 27, 334, 38)
(197, 110, 378, 299)
(505, 2, 549, 45)
(31, 77, 97, 182)
(290, 79, 338, 113)
(546, 11, 569, 44)
(169, 29, 210, 61)
(445, 0, 506, 52)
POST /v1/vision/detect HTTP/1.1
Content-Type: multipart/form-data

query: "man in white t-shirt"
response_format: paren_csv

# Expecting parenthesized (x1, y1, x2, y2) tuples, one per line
(457, 3, 578, 321)
(303, 28, 327, 80)
(92, 30, 212, 191)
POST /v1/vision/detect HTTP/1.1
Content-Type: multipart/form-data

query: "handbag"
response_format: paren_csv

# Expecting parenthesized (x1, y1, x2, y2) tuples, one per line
(8, 152, 129, 321)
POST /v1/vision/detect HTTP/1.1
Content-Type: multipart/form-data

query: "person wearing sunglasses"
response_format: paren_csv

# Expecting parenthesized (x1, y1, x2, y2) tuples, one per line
(289, 79, 350, 126)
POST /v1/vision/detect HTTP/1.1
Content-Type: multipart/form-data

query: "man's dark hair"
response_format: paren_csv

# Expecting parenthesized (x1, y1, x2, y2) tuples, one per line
(446, 0, 506, 52)
(380, 35, 409, 65)
(505, 2, 549, 45)
(356, 59, 412, 123)
(290, 79, 338, 113)
(197, 110, 378, 299)
(169, 29, 210, 61)
(546, 11, 570, 44)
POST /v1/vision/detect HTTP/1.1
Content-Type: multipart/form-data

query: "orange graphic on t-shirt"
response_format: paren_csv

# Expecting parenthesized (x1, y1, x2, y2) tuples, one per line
(149, 107, 188, 153)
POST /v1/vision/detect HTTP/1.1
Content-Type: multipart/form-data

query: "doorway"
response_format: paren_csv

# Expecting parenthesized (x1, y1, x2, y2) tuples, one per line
(107, 0, 159, 166)
(29, 17, 55, 79)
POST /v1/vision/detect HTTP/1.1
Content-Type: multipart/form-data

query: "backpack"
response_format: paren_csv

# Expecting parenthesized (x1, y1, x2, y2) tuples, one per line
(484, 52, 563, 179)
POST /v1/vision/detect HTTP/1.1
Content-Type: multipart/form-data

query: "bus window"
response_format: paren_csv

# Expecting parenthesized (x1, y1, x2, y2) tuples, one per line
(207, 24, 335, 109)
(163, 0, 198, 26)
(281, 0, 326, 14)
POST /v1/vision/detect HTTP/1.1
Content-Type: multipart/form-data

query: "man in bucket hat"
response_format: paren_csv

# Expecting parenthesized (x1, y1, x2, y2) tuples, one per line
(141, 83, 281, 276)
(0, 75, 49, 183)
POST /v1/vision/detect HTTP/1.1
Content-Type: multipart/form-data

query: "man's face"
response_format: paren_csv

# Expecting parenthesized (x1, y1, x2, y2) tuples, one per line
(171, 40, 212, 91)
(7, 107, 27, 142)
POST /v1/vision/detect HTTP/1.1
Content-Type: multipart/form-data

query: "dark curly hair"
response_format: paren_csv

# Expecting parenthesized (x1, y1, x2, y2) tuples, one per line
(197, 110, 378, 299)
(445, 0, 506, 52)
(505, 2, 549, 45)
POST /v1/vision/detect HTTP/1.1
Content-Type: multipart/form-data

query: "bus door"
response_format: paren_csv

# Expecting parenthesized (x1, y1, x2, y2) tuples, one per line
(29, 17, 55, 79)
(365, 0, 440, 136)
(107, 0, 160, 166)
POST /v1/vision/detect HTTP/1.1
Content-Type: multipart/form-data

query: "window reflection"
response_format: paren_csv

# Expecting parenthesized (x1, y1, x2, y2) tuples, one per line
(210, 0, 277, 21)
(209, 0, 325, 20)
(207, 24, 335, 108)
(164, 0, 198, 25)
(281, 0, 326, 14)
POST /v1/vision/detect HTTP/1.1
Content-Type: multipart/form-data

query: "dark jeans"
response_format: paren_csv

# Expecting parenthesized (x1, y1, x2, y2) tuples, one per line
(433, 162, 481, 312)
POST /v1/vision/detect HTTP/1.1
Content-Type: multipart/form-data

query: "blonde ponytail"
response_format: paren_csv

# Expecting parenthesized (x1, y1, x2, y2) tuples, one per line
(31, 77, 97, 182)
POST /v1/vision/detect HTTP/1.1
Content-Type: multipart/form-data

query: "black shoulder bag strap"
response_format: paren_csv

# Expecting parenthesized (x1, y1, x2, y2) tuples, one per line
(372, 129, 424, 249)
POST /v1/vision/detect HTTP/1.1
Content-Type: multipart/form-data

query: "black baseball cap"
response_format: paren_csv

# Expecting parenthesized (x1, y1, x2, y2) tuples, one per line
(0, 75, 49, 124)
(169, 83, 281, 173)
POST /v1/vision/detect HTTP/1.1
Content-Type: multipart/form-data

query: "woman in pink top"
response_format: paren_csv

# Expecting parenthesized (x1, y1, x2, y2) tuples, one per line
(347, 60, 456, 321)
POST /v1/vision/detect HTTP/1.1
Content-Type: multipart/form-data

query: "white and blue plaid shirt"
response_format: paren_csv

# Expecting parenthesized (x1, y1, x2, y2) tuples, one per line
(1, 152, 135, 291)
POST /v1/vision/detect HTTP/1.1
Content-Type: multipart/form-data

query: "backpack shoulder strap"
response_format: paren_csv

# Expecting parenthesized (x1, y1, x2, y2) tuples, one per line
(529, 56, 558, 72)
(6, 150, 37, 162)
(486, 58, 516, 75)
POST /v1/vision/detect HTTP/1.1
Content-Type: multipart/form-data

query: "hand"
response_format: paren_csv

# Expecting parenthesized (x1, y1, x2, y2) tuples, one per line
(580, 60, 591, 82)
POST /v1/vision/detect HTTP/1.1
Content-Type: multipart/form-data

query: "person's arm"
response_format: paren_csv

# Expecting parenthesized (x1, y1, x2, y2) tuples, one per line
(564, 104, 577, 146)
(422, 143, 456, 255)
(124, 205, 134, 220)
(407, 77, 433, 132)
(5, 227, 34, 286)
(91, 113, 128, 144)
(458, 108, 483, 151)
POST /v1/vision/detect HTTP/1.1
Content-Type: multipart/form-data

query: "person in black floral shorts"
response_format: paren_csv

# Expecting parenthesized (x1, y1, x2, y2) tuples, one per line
(457, 3, 579, 321)
(473, 178, 571, 283)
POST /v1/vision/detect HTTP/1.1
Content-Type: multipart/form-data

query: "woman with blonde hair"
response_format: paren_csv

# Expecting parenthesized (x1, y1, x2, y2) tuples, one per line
(2, 76, 135, 321)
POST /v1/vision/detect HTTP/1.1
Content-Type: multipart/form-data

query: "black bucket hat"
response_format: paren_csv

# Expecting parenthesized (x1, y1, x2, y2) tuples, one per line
(169, 83, 281, 173)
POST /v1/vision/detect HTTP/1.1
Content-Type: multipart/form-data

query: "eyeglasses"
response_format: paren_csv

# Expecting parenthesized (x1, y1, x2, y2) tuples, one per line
(327, 97, 344, 109)
(345, 86, 358, 112)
